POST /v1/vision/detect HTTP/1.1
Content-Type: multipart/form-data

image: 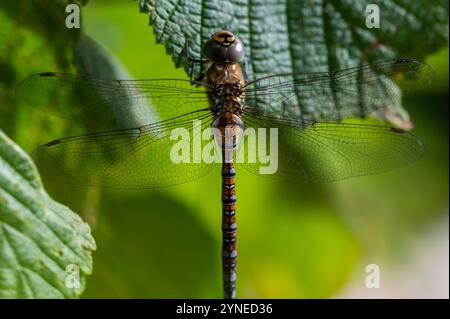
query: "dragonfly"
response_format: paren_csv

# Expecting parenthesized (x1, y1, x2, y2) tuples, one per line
(16, 30, 433, 299)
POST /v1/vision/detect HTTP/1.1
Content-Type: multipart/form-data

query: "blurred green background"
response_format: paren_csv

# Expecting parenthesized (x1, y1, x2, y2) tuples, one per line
(0, 0, 448, 298)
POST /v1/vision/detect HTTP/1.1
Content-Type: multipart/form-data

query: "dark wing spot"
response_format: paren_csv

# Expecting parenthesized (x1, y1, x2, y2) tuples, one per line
(389, 127, 406, 134)
(395, 58, 417, 64)
(44, 139, 62, 147)
(38, 72, 56, 77)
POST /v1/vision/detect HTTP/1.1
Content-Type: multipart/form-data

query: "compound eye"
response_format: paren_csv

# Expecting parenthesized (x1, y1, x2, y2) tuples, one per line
(227, 40, 244, 62)
(202, 40, 228, 62)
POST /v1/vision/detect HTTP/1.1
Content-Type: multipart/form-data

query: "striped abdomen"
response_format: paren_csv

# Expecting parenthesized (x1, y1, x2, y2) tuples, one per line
(213, 112, 243, 299)
(221, 161, 237, 299)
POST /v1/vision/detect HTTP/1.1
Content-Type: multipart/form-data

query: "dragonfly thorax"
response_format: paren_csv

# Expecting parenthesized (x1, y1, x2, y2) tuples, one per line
(206, 61, 246, 116)
(211, 82, 245, 115)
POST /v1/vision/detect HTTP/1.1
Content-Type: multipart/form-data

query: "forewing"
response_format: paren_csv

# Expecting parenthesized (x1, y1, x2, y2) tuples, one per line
(16, 72, 210, 128)
(243, 59, 433, 124)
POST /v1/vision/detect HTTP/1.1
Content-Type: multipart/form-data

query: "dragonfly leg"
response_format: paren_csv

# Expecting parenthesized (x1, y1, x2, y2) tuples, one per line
(184, 37, 208, 83)
(191, 70, 206, 83)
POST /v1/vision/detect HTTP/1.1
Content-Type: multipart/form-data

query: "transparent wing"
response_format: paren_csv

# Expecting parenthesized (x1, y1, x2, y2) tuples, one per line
(238, 111, 424, 182)
(32, 110, 219, 189)
(243, 58, 434, 122)
(16, 72, 211, 128)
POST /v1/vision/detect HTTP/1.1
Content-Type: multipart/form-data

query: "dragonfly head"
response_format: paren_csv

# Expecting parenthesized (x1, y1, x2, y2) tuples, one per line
(203, 30, 244, 63)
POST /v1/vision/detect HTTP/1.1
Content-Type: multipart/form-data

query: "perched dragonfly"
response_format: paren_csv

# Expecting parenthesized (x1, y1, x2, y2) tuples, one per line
(16, 30, 433, 299)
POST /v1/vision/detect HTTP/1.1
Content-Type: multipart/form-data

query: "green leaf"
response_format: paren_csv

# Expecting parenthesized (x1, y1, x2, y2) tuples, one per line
(0, 0, 86, 70)
(0, 130, 96, 298)
(0, 1, 86, 149)
(140, 0, 448, 127)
